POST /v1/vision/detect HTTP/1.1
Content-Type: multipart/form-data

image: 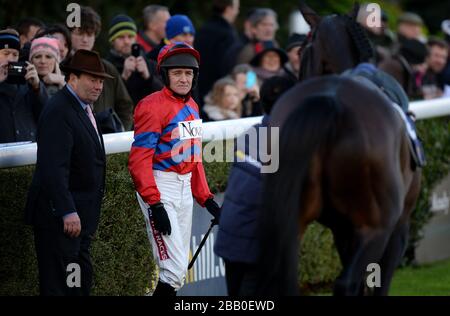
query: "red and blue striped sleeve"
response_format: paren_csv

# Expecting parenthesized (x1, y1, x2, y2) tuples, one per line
(128, 98, 162, 205)
(192, 155, 214, 207)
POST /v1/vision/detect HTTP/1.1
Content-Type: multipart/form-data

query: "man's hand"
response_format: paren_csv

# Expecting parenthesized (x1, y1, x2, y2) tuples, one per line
(0, 62, 8, 83)
(204, 198, 221, 225)
(122, 56, 137, 81)
(150, 203, 171, 235)
(247, 84, 260, 102)
(24, 62, 40, 91)
(136, 56, 150, 80)
(63, 213, 81, 238)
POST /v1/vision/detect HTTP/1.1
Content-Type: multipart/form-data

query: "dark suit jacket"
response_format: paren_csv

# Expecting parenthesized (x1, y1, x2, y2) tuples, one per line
(25, 86, 106, 235)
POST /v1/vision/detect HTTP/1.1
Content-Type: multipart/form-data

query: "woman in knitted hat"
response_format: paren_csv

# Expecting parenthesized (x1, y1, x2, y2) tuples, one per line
(29, 36, 65, 97)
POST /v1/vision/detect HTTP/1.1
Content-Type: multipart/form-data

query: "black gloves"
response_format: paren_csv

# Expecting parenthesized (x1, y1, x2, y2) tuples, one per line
(204, 198, 221, 225)
(150, 202, 171, 235)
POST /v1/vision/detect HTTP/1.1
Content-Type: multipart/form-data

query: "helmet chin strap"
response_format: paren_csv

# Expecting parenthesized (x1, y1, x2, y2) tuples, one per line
(168, 87, 191, 101)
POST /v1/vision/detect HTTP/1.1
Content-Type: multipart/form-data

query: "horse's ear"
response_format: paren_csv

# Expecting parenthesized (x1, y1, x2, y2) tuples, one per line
(299, 1, 322, 28)
(349, 2, 361, 19)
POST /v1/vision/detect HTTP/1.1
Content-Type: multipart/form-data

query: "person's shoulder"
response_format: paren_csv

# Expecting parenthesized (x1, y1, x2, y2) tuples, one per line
(197, 17, 233, 39)
(134, 90, 165, 114)
(202, 104, 223, 120)
(101, 58, 120, 76)
(187, 97, 201, 110)
(46, 87, 69, 106)
(41, 89, 74, 119)
(200, 16, 227, 30)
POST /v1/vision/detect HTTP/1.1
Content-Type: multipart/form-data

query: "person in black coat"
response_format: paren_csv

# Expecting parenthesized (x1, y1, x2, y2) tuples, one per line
(214, 76, 295, 296)
(0, 28, 48, 144)
(24, 50, 110, 296)
(194, 0, 240, 105)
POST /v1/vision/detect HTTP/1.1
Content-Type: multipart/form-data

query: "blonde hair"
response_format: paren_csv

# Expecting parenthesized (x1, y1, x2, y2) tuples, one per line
(208, 77, 241, 117)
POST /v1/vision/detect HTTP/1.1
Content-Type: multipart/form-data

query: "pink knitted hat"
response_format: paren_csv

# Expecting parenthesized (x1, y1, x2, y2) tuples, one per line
(29, 37, 61, 62)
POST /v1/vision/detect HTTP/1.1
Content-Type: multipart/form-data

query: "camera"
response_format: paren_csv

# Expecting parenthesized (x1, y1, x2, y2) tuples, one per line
(6, 61, 27, 84)
(131, 43, 142, 58)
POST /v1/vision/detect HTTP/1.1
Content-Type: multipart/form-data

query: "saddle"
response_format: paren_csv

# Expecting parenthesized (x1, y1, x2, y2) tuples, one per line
(345, 63, 426, 169)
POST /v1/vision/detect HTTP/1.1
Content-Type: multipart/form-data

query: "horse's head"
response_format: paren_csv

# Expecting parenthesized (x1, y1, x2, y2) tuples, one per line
(298, 1, 374, 80)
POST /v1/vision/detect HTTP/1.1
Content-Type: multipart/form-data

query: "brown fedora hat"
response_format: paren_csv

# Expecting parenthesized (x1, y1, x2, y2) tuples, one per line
(61, 49, 114, 79)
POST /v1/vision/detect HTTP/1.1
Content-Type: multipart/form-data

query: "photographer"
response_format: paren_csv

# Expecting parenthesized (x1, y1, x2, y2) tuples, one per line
(0, 29, 48, 144)
(105, 14, 163, 106)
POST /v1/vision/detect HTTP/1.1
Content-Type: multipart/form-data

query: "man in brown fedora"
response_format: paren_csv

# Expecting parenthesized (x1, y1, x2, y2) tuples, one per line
(25, 49, 111, 296)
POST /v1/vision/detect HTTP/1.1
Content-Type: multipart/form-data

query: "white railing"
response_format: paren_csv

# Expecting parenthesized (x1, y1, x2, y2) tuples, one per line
(1, 98, 449, 169)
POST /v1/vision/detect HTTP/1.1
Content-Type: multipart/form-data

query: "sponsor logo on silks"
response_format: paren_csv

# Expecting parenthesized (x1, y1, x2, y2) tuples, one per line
(178, 119, 203, 140)
(150, 219, 170, 261)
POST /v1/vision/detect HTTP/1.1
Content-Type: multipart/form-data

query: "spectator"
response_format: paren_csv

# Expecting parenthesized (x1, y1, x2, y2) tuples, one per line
(136, 5, 170, 54)
(248, 8, 278, 42)
(249, 41, 288, 82)
(147, 15, 196, 62)
(16, 17, 45, 48)
(195, 0, 240, 104)
(379, 38, 428, 99)
(203, 77, 241, 121)
(35, 24, 72, 63)
(105, 14, 163, 106)
(231, 64, 261, 117)
(214, 76, 295, 296)
(68, 6, 134, 131)
(29, 37, 65, 98)
(283, 33, 306, 81)
(422, 38, 449, 99)
(235, 8, 279, 65)
(0, 29, 48, 143)
(397, 12, 425, 44)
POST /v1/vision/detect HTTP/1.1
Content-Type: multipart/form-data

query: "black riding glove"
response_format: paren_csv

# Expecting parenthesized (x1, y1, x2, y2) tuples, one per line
(204, 198, 221, 225)
(149, 202, 171, 235)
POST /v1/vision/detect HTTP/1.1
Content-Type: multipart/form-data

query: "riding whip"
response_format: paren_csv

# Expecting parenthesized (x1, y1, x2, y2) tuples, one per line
(188, 220, 216, 270)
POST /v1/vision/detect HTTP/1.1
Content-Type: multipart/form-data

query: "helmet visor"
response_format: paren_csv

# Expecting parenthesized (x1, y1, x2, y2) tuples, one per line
(160, 53, 199, 69)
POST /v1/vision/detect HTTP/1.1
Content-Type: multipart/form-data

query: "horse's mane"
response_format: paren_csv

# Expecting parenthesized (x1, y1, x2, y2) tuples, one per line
(342, 14, 374, 63)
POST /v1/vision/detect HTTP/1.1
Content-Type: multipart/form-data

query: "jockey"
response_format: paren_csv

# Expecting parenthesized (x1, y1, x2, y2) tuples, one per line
(128, 42, 220, 296)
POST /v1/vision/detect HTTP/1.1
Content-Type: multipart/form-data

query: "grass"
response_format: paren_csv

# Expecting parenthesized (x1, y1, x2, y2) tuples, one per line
(389, 259, 450, 296)
(307, 258, 450, 296)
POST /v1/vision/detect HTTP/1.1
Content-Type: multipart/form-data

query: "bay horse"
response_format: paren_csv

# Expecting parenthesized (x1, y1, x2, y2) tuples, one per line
(256, 2, 422, 296)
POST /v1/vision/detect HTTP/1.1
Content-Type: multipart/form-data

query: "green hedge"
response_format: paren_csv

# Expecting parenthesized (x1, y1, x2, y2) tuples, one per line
(405, 117, 450, 264)
(0, 117, 448, 295)
(0, 154, 155, 295)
